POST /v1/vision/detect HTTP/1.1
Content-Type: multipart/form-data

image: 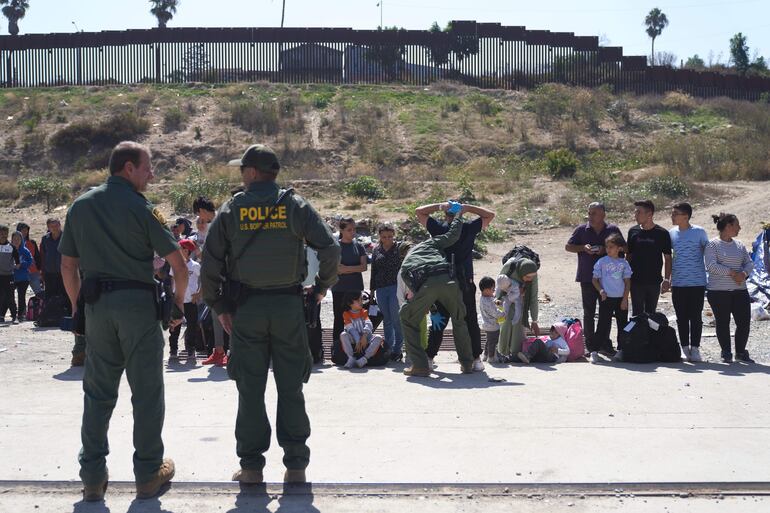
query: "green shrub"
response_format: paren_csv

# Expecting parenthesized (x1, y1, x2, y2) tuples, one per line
(545, 148, 579, 179)
(469, 94, 501, 118)
(573, 167, 617, 191)
(644, 175, 690, 198)
(169, 164, 232, 213)
(454, 172, 476, 203)
(344, 175, 385, 199)
(227, 99, 280, 135)
(18, 176, 70, 212)
(525, 84, 571, 128)
(50, 112, 150, 158)
(163, 106, 188, 132)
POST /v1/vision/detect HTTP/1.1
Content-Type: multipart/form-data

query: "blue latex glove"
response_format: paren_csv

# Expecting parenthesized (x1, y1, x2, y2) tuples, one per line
(430, 311, 447, 331)
(447, 201, 462, 215)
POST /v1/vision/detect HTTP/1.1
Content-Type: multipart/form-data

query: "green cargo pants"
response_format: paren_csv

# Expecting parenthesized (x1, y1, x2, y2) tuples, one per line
(72, 334, 86, 356)
(227, 293, 313, 472)
(79, 289, 165, 486)
(399, 274, 474, 369)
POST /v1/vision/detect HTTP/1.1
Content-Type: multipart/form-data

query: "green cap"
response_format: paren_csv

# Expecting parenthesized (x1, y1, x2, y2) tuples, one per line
(228, 144, 281, 174)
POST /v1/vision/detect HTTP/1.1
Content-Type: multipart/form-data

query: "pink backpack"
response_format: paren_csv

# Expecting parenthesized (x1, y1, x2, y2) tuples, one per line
(564, 320, 585, 361)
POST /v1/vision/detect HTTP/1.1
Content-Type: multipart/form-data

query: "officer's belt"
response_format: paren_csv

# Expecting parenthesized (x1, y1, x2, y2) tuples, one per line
(242, 284, 303, 296)
(421, 265, 454, 279)
(100, 280, 156, 293)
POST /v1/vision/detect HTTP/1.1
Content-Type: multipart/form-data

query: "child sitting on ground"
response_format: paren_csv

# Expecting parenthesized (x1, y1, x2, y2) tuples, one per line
(478, 276, 505, 362)
(517, 322, 570, 364)
(591, 232, 632, 364)
(340, 290, 385, 368)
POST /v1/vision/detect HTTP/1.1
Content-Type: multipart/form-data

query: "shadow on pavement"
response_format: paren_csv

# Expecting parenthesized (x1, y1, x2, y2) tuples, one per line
(610, 361, 770, 376)
(188, 366, 230, 383)
(54, 366, 84, 381)
(407, 371, 524, 389)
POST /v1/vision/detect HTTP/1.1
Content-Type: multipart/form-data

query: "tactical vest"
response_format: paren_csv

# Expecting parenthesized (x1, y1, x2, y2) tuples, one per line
(228, 189, 305, 288)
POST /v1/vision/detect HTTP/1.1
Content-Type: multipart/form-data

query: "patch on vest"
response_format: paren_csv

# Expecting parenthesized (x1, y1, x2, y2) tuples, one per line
(238, 205, 288, 231)
(152, 207, 167, 226)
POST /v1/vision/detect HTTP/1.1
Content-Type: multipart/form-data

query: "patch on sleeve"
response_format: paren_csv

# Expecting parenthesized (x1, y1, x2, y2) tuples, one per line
(152, 207, 167, 226)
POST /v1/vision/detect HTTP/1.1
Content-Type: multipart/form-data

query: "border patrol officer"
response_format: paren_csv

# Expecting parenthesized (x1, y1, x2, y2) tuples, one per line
(398, 211, 474, 377)
(60, 141, 189, 501)
(201, 144, 339, 484)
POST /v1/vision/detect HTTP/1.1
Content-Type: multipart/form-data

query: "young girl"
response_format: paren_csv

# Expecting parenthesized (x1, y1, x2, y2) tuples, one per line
(591, 233, 632, 364)
(478, 276, 505, 362)
(339, 290, 384, 368)
(517, 322, 570, 364)
(168, 239, 201, 362)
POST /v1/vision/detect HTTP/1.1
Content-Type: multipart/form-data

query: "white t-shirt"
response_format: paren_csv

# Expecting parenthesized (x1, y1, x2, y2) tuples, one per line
(170, 259, 201, 304)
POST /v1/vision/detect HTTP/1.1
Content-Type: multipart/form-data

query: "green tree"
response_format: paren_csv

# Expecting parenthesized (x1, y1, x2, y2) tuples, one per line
(684, 54, 705, 70)
(427, 21, 479, 70)
(752, 55, 768, 75)
(644, 8, 669, 66)
(0, 0, 29, 36)
(366, 26, 406, 79)
(729, 32, 750, 75)
(149, 0, 178, 29)
(18, 176, 69, 213)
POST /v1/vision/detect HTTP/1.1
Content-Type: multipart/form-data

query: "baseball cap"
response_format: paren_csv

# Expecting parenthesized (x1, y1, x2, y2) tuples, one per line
(179, 239, 197, 252)
(228, 144, 281, 174)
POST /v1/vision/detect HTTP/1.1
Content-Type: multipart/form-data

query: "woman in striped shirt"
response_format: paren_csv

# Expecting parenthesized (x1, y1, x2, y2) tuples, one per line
(704, 213, 755, 363)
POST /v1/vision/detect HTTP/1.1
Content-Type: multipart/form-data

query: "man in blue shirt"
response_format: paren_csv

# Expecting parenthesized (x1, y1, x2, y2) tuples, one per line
(565, 202, 621, 354)
(415, 200, 495, 371)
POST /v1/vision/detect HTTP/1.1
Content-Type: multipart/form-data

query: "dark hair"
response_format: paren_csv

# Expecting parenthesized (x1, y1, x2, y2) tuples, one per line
(712, 212, 738, 232)
(193, 196, 216, 213)
(0, 224, 8, 233)
(109, 141, 148, 175)
(377, 223, 395, 235)
(46, 217, 60, 226)
(479, 276, 495, 291)
(342, 291, 363, 311)
(339, 217, 355, 231)
(605, 232, 627, 248)
(16, 222, 29, 232)
(634, 199, 655, 214)
(175, 217, 192, 236)
(672, 202, 693, 219)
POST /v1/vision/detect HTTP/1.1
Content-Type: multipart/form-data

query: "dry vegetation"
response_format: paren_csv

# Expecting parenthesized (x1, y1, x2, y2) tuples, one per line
(0, 82, 767, 236)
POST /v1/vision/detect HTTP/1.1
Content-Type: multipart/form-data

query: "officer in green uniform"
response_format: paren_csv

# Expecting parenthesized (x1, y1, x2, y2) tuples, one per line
(399, 214, 474, 376)
(59, 141, 189, 501)
(200, 144, 339, 484)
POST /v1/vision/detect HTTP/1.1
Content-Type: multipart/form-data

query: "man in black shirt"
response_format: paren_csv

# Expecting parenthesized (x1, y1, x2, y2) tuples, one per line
(627, 200, 672, 316)
(415, 201, 495, 371)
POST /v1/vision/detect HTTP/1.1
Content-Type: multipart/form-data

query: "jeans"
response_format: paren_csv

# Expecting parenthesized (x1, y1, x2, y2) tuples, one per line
(672, 286, 705, 347)
(28, 271, 43, 295)
(44, 272, 65, 298)
(631, 282, 661, 316)
(375, 285, 403, 354)
(592, 297, 629, 352)
(522, 339, 558, 363)
(707, 289, 751, 357)
(580, 282, 600, 349)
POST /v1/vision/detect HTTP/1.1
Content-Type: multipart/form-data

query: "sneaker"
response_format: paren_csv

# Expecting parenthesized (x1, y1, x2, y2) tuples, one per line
(135, 458, 175, 500)
(11, 317, 18, 325)
(83, 476, 108, 502)
(71, 352, 86, 367)
(516, 352, 530, 364)
(168, 350, 178, 362)
(284, 469, 307, 483)
(613, 350, 624, 362)
(496, 353, 509, 364)
(589, 351, 600, 364)
(689, 347, 702, 363)
(390, 352, 403, 363)
(460, 362, 474, 374)
(355, 356, 368, 368)
(403, 366, 431, 377)
(202, 351, 225, 366)
(427, 358, 435, 369)
(482, 354, 488, 362)
(598, 347, 616, 358)
(472, 357, 485, 372)
(681, 346, 691, 361)
(721, 352, 733, 363)
(344, 356, 356, 369)
(736, 351, 755, 363)
(232, 468, 263, 484)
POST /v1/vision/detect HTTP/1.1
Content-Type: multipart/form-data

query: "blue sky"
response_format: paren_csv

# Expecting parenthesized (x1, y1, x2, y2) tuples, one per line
(9, 0, 770, 65)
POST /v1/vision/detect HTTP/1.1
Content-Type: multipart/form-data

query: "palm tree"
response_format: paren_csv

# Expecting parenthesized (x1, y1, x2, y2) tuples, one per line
(644, 7, 669, 66)
(0, 0, 29, 36)
(149, 0, 179, 29)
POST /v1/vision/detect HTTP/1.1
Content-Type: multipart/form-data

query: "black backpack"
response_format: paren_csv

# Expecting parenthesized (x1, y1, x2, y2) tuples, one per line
(501, 245, 541, 269)
(35, 295, 70, 328)
(623, 312, 681, 363)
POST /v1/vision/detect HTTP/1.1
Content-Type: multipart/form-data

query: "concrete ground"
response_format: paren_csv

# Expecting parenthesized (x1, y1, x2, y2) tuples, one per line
(2, 334, 770, 511)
